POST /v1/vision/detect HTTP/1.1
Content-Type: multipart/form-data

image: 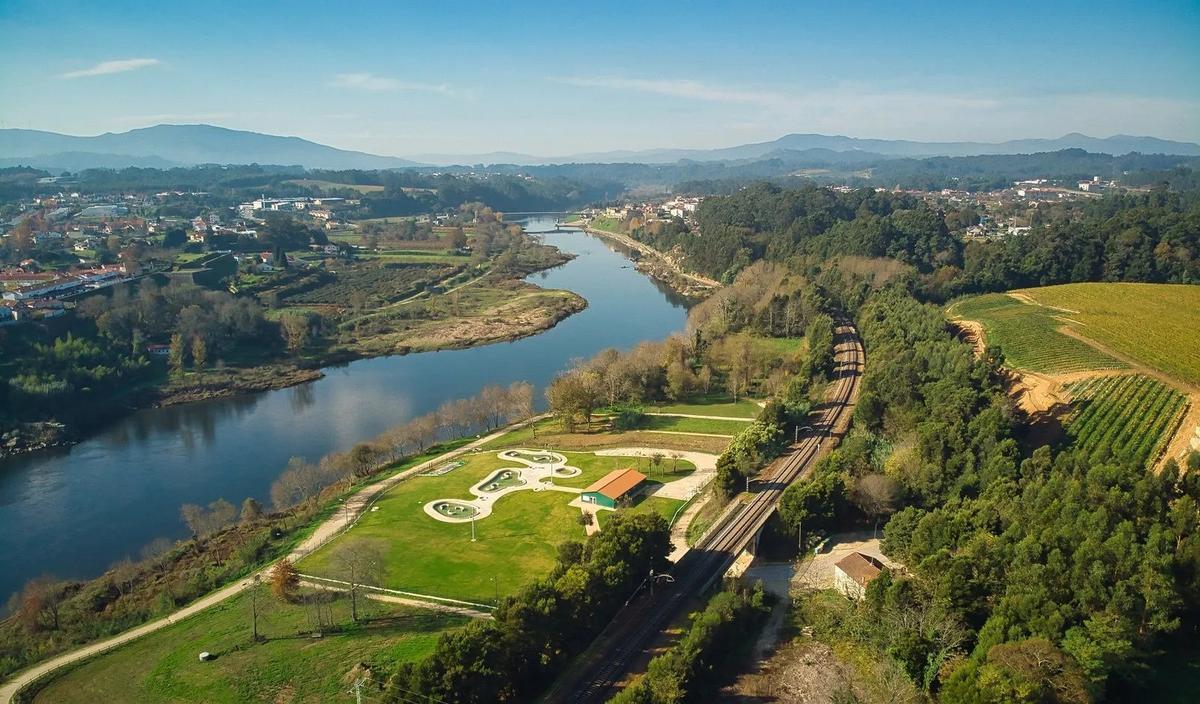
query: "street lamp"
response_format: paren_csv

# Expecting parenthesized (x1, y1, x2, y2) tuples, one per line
(470, 515, 476, 542)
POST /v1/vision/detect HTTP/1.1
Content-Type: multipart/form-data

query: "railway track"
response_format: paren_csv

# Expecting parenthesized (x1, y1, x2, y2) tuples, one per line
(544, 321, 864, 704)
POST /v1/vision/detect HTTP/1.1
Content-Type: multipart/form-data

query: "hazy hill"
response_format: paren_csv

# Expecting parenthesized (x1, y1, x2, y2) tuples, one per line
(0, 124, 424, 171)
(416, 133, 1200, 165)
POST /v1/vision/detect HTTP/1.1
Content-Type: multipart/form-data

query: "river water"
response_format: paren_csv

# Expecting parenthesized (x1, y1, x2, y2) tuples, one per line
(0, 217, 690, 603)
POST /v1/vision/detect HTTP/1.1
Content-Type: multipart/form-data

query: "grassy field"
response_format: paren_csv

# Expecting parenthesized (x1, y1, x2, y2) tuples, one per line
(284, 178, 384, 194)
(949, 293, 1126, 374)
(651, 396, 762, 418)
(484, 419, 732, 455)
(638, 414, 749, 436)
(588, 215, 625, 234)
(299, 449, 696, 604)
(1064, 374, 1188, 467)
(1012, 283, 1200, 386)
(30, 589, 465, 704)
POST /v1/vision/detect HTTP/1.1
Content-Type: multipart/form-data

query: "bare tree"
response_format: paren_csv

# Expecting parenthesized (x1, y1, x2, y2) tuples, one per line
(330, 543, 384, 622)
(240, 497, 264, 524)
(271, 559, 300, 602)
(9, 576, 64, 632)
(111, 558, 138, 596)
(249, 574, 264, 642)
(507, 381, 535, 422)
(854, 473, 900, 536)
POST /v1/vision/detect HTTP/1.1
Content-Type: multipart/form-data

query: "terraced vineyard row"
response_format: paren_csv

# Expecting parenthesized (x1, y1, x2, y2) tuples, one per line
(1064, 374, 1189, 467)
(949, 294, 1124, 374)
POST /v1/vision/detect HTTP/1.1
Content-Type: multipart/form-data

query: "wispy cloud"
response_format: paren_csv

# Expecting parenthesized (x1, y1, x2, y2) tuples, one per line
(547, 75, 1200, 143)
(330, 73, 452, 95)
(60, 58, 161, 79)
(552, 76, 793, 108)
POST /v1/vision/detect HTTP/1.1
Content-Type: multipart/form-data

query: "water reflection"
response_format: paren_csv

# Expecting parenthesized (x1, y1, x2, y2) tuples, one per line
(0, 217, 689, 602)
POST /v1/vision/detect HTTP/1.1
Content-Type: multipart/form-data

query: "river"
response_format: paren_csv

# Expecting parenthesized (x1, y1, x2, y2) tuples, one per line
(0, 217, 690, 603)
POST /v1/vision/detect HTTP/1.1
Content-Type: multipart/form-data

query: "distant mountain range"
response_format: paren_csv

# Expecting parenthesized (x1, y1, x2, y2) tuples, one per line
(416, 132, 1200, 165)
(0, 124, 423, 171)
(1, 124, 1198, 171)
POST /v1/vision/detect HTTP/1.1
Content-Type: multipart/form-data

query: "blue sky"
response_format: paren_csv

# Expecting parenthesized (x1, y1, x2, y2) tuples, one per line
(1, 0, 1197, 156)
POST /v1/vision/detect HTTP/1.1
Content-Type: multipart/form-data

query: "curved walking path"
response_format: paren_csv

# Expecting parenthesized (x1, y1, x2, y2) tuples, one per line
(0, 419, 542, 704)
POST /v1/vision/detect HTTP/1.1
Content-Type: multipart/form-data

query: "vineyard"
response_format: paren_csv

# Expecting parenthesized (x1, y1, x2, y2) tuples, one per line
(949, 293, 1124, 374)
(1064, 374, 1189, 467)
(1013, 283, 1200, 387)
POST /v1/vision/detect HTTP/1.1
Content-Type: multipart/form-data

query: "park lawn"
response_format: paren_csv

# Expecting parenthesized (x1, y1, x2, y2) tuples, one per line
(1011, 283, 1200, 386)
(948, 293, 1125, 375)
(30, 589, 465, 704)
(650, 396, 762, 419)
(299, 449, 698, 603)
(547, 451, 695, 489)
(299, 451, 587, 604)
(638, 415, 747, 436)
(484, 418, 733, 455)
(596, 494, 684, 529)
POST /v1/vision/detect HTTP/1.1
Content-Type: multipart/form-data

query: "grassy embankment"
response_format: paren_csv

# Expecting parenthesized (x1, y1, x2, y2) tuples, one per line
(27, 589, 464, 704)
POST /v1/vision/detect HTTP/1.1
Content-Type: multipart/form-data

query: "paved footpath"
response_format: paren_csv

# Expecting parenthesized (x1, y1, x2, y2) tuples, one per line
(0, 420, 539, 704)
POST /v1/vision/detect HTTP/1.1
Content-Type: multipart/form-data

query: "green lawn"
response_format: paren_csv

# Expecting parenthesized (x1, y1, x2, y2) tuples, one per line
(650, 396, 762, 419)
(588, 215, 625, 234)
(948, 293, 1125, 374)
(638, 415, 748, 436)
(298, 449, 695, 604)
(596, 494, 684, 529)
(482, 417, 734, 455)
(30, 589, 465, 704)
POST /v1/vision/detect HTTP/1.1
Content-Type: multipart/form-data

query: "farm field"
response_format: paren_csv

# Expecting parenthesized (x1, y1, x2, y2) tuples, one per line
(29, 589, 465, 704)
(1063, 374, 1188, 467)
(949, 293, 1124, 374)
(283, 263, 459, 306)
(1011, 283, 1200, 387)
(298, 448, 697, 604)
(284, 178, 384, 193)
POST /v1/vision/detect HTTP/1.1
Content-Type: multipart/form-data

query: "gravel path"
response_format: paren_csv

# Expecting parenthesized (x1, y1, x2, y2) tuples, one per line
(0, 420, 539, 703)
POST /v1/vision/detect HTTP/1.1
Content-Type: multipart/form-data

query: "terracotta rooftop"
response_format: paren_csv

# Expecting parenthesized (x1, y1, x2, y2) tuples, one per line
(834, 552, 885, 586)
(583, 468, 647, 500)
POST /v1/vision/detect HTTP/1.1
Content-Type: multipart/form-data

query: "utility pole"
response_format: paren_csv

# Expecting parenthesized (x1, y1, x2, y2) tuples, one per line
(348, 676, 366, 704)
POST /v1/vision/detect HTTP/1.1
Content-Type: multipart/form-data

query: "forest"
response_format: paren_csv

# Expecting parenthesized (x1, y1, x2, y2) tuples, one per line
(625, 182, 1200, 298)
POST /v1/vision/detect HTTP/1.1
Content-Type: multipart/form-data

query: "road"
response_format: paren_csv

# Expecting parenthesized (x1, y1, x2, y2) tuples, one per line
(542, 321, 864, 703)
(0, 420, 541, 704)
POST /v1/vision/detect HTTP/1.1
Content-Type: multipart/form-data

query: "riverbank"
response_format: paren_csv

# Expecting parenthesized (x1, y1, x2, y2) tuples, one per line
(571, 218, 720, 300)
(0, 258, 585, 461)
(0, 427, 518, 703)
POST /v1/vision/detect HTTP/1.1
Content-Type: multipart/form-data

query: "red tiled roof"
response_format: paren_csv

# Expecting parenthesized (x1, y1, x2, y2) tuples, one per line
(583, 468, 646, 500)
(834, 552, 884, 586)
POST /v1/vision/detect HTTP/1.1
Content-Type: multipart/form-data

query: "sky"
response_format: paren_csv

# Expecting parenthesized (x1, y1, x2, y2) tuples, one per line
(1, 0, 1198, 157)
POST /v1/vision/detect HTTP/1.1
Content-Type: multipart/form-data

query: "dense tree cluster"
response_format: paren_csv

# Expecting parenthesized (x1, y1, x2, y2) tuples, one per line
(386, 513, 671, 703)
(770, 284, 1200, 701)
(665, 183, 1200, 299)
(613, 582, 772, 704)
